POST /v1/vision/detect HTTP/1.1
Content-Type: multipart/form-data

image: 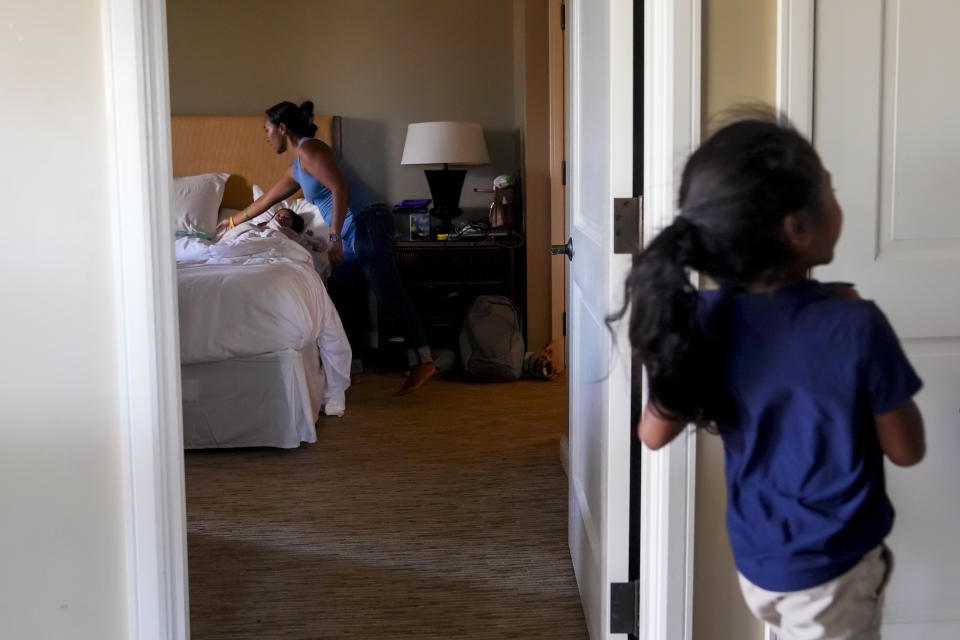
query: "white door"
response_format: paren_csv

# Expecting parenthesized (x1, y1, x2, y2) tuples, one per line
(814, 2, 960, 637)
(565, 0, 634, 638)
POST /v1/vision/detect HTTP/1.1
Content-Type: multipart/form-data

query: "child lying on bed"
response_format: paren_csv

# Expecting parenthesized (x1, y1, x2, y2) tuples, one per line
(216, 207, 302, 242)
(214, 208, 332, 277)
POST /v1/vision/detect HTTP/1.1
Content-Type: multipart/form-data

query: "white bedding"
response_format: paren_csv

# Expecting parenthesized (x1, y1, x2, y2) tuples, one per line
(175, 228, 350, 414)
(181, 347, 325, 448)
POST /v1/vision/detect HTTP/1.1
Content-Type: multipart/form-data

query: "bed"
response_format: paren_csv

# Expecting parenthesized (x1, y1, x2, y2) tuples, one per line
(172, 114, 350, 448)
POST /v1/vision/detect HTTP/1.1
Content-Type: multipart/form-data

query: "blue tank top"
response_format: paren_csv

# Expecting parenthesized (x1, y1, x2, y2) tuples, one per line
(292, 138, 377, 254)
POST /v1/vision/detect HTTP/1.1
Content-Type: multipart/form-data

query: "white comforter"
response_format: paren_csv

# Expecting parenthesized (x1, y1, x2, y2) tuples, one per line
(175, 228, 351, 412)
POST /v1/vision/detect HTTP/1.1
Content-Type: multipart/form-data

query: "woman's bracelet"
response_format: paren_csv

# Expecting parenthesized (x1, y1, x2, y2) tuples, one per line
(242, 208, 251, 221)
(229, 215, 235, 228)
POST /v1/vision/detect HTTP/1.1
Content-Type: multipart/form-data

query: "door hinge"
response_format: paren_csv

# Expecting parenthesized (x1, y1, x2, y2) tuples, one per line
(561, 160, 567, 186)
(610, 579, 640, 636)
(613, 196, 642, 254)
(562, 311, 567, 337)
(561, 3, 566, 31)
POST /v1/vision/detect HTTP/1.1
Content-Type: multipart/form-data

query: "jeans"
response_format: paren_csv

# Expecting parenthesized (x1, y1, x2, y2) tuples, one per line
(327, 207, 428, 351)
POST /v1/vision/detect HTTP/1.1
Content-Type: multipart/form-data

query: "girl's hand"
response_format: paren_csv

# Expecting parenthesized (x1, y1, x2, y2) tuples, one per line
(875, 399, 925, 466)
(215, 217, 233, 234)
(835, 286, 861, 300)
(637, 400, 687, 450)
(828, 283, 862, 300)
(328, 241, 345, 266)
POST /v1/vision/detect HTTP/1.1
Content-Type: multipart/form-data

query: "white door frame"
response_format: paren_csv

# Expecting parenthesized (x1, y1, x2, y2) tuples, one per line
(639, 1, 701, 638)
(105, 0, 699, 637)
(777, 0, 815, 136)
(101, 0, 189, 638)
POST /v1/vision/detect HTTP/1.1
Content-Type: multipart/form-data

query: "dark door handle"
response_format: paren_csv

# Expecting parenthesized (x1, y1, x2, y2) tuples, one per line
(550, 237, 574, 261)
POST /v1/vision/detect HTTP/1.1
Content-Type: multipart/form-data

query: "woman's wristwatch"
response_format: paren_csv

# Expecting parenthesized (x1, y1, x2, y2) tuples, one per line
(328, 233, 341, 243)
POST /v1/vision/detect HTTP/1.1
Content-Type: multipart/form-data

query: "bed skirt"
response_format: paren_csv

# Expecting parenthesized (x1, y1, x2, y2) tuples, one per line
(181, 346, 326, 449)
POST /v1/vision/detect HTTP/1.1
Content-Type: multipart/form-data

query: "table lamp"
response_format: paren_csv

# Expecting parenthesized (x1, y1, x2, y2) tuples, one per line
(401, 121, 491, 234)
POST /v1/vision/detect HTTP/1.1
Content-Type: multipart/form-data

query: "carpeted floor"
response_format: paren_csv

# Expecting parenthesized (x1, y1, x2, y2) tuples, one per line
(184, 371, 587, 639)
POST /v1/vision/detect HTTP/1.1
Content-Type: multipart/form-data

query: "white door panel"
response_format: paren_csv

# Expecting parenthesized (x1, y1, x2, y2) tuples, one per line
(566, 0, 633, 638)
(814, 0, 960, 632)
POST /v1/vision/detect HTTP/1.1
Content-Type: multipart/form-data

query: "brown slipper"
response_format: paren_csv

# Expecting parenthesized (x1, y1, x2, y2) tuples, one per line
(394, 362, 437, 396)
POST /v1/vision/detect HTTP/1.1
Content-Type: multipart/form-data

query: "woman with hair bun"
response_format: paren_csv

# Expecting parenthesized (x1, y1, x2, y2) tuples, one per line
(218, 100, 435, 395)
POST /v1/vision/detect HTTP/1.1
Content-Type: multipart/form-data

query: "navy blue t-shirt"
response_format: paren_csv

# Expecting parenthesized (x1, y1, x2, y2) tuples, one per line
(698, 280, 922, 592)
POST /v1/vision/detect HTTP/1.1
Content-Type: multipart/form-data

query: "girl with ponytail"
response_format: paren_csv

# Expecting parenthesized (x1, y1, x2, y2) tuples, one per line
(616, 110, 926, 638)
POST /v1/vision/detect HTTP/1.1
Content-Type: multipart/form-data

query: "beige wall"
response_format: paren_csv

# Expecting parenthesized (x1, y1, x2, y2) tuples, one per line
(694, 1, 776, 639)
(0, 1, 128, 638)
(167, 0, 517, 221)
(517, 0, 552, 352)
(701, 0, 778, 128)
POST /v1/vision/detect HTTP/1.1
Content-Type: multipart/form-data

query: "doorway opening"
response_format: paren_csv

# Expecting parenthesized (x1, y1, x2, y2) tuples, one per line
(165, 1, 577, 636)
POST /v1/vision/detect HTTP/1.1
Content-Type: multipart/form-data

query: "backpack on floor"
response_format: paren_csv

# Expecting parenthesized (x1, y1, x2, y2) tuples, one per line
(459, 295, 525, 382)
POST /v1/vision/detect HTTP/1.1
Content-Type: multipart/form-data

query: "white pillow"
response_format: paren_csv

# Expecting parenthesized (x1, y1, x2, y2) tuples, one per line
(252, 184, 330, 236)
(172, 173, 229, 237)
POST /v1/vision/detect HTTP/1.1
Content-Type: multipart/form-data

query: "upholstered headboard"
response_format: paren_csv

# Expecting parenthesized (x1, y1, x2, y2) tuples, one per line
(171, 115, 342, 210)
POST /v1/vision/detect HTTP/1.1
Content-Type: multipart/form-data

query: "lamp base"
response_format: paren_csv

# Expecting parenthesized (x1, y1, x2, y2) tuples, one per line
(424, 168, 467, 231)
(429, 215, 457, 236)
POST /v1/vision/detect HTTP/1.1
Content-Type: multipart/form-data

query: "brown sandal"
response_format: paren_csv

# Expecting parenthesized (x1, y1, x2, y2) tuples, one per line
(394, 362, 437, 396)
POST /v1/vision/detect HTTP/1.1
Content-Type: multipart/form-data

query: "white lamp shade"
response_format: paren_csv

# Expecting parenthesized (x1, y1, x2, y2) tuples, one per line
(400, 121, 491, 166)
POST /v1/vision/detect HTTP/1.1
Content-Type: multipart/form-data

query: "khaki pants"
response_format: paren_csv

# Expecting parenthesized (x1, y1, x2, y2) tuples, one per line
(738, 545, 894, 640)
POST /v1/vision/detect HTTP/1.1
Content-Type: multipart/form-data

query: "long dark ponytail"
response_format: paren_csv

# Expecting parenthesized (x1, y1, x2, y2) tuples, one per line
(611, 109, 825, 424)
(265, 100, 318, 138)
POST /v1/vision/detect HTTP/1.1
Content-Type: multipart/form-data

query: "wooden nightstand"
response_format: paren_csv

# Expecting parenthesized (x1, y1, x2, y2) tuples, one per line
(378, 238, 526, 355)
